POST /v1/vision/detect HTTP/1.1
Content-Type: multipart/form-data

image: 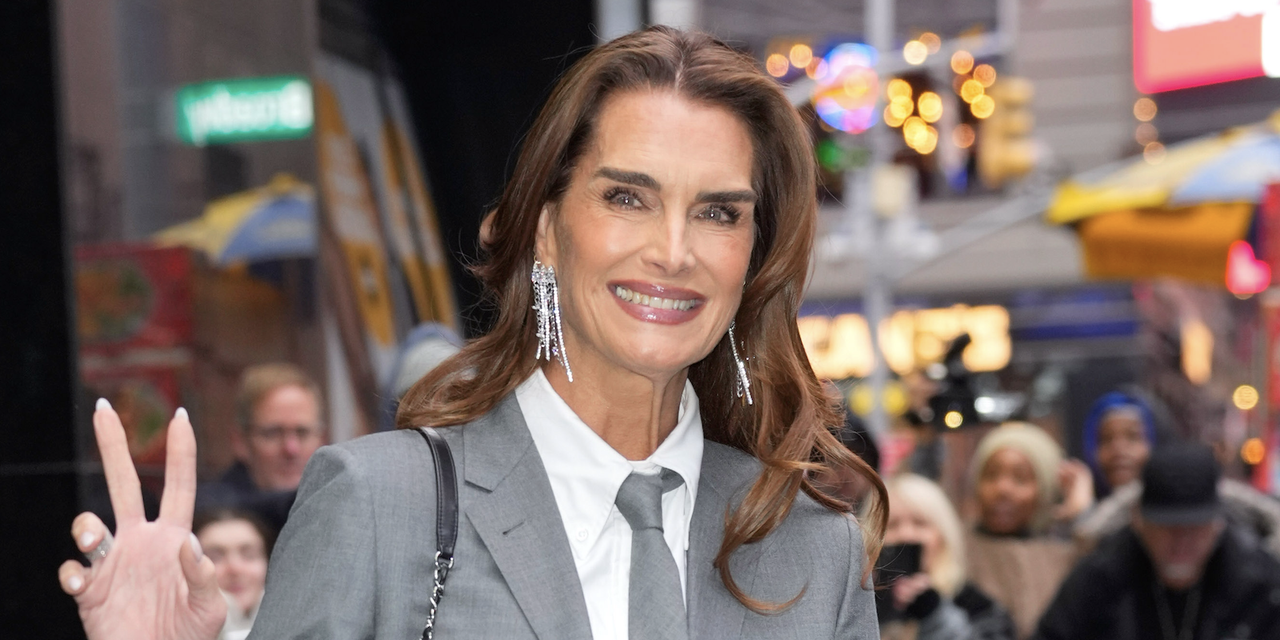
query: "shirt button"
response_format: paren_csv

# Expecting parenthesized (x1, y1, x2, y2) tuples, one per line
(576, 528, 588, 542)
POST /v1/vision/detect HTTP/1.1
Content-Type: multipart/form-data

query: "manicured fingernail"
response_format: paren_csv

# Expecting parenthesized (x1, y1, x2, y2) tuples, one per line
(79, 531, 96, 549)
(175, 407, 189, 421)
(189, 532, 203, 561)
(68, 575, 83, 592)
(95, 398, 111, 412)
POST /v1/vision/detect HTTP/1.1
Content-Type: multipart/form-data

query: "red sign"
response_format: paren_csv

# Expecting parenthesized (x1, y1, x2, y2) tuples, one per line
(75, 244, 193, 353)
(1133, 0, 1278, 93)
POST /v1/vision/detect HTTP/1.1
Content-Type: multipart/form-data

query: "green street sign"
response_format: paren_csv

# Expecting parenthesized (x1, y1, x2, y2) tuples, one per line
(175, 75, 313, 146)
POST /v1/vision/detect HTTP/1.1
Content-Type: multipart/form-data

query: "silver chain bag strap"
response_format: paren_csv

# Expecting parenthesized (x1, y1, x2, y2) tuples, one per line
(415, 427, 459, 640)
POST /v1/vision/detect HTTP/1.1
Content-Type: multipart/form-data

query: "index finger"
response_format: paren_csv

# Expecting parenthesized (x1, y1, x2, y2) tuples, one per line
(159, 408, 198, 527)
(93, 398, 146, 527)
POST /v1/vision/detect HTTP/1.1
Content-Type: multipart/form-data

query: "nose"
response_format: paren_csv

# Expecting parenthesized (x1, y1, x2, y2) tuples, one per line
(642, 208, 696, 276)
(281, 434, 302, 457)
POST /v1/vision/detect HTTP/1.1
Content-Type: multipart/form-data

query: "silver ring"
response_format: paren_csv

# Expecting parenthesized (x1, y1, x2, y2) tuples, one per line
(85, 535, 112, 562)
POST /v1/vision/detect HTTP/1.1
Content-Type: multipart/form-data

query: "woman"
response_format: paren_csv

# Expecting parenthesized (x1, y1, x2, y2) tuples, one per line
(878, 474, 1015, 640)
(59, 27, 885, 640)
(1080, 391, 1157, 496)
(964, 423, 1088, 640)
(193, 510, 274, 640)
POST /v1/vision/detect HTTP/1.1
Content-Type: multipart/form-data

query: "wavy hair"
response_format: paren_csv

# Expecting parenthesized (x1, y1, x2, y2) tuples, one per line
(397, 25, 886, 611)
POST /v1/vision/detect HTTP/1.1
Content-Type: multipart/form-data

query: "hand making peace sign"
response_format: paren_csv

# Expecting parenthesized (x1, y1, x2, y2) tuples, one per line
(58, 399, 226, 640)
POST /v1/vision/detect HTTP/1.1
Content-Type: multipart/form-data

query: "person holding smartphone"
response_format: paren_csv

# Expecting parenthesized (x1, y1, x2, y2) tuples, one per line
(876, 474, 1015, 640)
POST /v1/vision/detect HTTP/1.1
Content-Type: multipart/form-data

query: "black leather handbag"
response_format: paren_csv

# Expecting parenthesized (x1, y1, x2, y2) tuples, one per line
(415, 427, 458, 640)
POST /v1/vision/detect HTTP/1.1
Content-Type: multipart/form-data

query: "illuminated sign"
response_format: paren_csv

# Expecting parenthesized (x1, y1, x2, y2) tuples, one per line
(176, 76, 314, 146)
(798, 305, 1011, 379)
(813, 43, 879, 134)
(1133, 0, 1280, 93)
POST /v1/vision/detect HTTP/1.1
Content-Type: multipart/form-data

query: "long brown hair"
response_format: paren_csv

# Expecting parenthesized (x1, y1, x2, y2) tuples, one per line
(397, 25, 886, 611)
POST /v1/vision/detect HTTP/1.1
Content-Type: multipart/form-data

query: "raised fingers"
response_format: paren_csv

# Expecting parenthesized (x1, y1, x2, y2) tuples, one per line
(94, 398, 146, 527)
(59, 559, 88, 598)
(159, 408, 198, 527)
(71, 511, 113, 567)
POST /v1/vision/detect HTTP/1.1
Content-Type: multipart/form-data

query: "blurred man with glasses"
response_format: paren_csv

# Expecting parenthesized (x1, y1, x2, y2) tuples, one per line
(197, 363, 326, 533)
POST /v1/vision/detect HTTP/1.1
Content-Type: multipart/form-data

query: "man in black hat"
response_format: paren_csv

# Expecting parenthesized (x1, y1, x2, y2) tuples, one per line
(1035, 442, 1280, 640)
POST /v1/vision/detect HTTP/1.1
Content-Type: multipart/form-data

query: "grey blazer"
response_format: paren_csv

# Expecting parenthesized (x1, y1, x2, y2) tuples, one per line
(248, 394, 878, 639)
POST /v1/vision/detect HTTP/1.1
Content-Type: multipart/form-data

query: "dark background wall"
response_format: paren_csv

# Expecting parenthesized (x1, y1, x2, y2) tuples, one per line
(0, 0, 84, 637)
(370, 0, 596, 336)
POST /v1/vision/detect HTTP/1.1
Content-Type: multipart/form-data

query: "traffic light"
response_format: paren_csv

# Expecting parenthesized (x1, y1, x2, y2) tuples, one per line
(977, 77, 1037, 189)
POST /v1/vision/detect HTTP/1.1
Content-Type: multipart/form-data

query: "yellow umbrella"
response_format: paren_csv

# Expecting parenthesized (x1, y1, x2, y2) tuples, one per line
(155, 174, 316, 265)
(1046, 113, 1280, 284)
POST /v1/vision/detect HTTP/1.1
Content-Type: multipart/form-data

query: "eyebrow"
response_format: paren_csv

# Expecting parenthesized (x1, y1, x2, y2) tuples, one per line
(594, 167, 757, 204)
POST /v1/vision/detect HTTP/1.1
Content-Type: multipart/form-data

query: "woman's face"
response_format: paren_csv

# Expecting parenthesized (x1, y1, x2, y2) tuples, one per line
(977, 447, 1040, 535)
(885, 490, 944, 573)
(1096, 411, 1150, 489)
(198, 519, 267, 616)
(536, 90, 756, 381)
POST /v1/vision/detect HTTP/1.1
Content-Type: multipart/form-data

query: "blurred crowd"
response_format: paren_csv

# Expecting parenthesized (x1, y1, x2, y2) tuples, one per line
(188, 360, 1280, 640)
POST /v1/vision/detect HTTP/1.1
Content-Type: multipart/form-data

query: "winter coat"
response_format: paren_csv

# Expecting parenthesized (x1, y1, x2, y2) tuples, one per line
(1036, 525, 1280, 640)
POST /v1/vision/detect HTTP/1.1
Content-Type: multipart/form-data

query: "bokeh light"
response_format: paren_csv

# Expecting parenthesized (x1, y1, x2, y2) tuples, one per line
(1135, 122, 1158, 145)
(974, 64, 997, 87)
(1134, 97, 1158, 122)
(960, 79, 985, 103)
(887, 78, 913, 101)
(1234, 384, 1260, 410)
(944, 410, 964, 428)
(915, 125, 939, 154)
(813, 43, 879, 134)
(884, 104, 907, 127)
(919, 32, 942, 53)
(971, 95, 995, 118)
(1242, 437, 1266, 466)
(889, 97, 913, 120)
(903, 40, 928, 65)
(903, 116, 927, 141)
(805, 58, 826, 79)
(953, 123, 976, 148)
(917, 92, 943, 123)
(789, 44, 813, 69)
(1143, 141, 1166, 164)
(766, 53, 789, 78)
(950, 50, 974, 74)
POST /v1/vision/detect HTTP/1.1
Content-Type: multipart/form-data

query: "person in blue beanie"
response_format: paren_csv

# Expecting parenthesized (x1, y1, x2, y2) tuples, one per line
(1081, 391, 1158, 498)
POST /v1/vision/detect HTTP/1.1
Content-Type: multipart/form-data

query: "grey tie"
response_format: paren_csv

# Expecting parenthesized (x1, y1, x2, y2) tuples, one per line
(614, 468, 689, 640)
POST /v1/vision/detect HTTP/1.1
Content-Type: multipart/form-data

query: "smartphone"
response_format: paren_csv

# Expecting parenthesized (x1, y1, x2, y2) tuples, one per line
(874, 543, 923, 587)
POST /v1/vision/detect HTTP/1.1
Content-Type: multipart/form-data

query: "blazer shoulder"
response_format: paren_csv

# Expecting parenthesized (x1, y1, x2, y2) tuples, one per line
(311, 428, 446, 493)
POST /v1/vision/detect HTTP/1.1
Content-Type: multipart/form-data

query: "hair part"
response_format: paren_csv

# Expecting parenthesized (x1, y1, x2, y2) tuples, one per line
(396, 26, 886, 612)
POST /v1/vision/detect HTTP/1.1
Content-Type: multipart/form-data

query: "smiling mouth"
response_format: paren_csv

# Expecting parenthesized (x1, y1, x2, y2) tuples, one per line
(613, 285, 699, 311)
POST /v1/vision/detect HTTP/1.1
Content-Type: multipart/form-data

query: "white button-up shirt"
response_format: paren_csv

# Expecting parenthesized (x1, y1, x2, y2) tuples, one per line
(516, 369, 704, 640)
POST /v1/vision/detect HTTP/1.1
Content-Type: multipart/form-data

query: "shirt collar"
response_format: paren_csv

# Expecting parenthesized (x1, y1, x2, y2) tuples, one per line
(516, 368, 703, 553)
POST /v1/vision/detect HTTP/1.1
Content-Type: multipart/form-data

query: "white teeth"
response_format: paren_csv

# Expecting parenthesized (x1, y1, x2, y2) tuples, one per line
(612, 286, 696, 311)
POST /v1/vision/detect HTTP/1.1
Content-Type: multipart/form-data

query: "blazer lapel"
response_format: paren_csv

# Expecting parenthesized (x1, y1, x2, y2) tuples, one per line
(686, 443, 765, 639)
(462, 396, 593, 640)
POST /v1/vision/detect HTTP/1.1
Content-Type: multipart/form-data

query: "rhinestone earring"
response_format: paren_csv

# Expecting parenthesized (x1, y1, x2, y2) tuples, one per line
(532, 260, 573, 382)
(728, 322, 752, 405)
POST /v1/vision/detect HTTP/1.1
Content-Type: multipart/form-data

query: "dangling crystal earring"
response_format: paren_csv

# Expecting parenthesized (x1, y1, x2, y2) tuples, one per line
(531, 260, 573, 382)
(728, 322, 752, 405)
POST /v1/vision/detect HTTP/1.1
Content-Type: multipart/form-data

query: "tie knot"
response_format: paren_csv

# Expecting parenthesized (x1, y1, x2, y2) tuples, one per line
(615, 468, 684, 531)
